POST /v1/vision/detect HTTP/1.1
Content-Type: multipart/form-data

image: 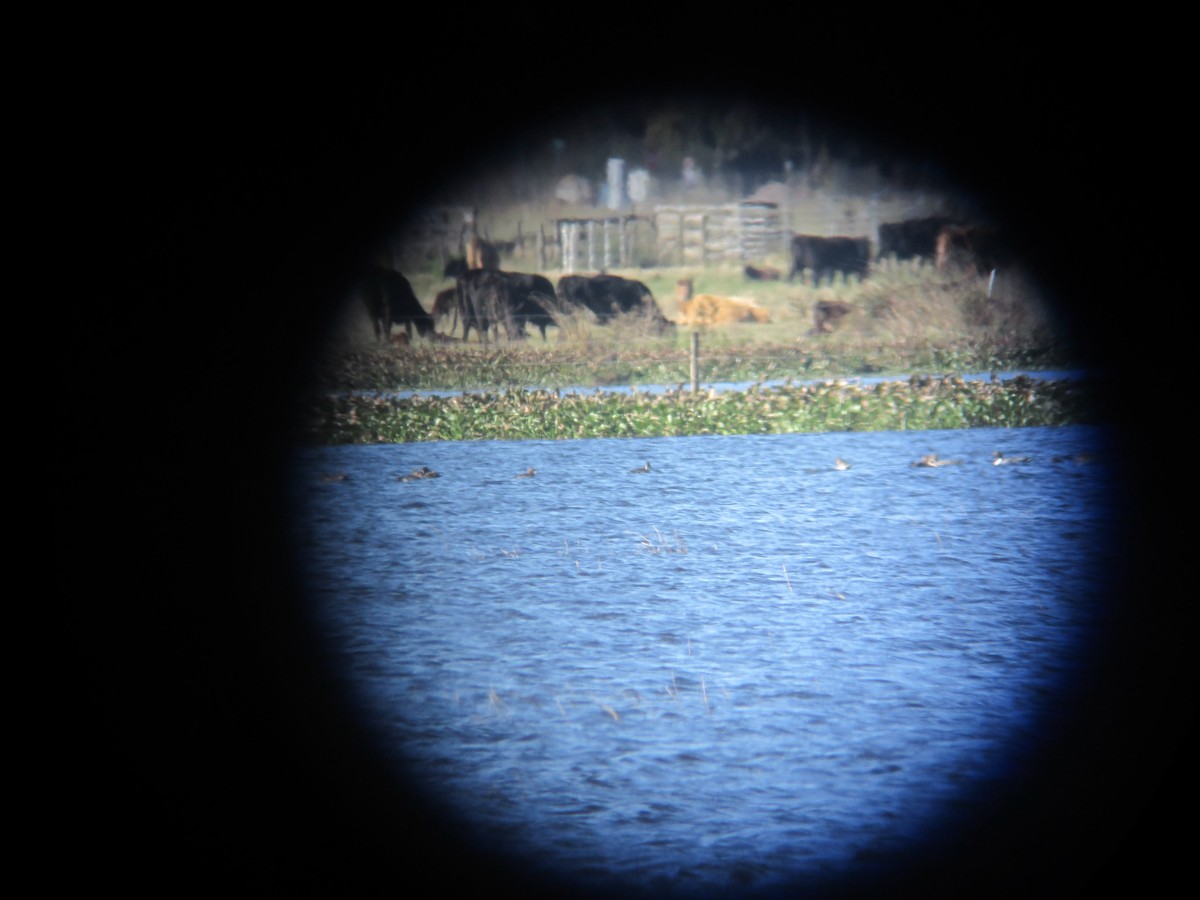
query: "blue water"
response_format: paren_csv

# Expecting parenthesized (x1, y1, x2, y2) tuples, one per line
(289, 424, 1115, 895)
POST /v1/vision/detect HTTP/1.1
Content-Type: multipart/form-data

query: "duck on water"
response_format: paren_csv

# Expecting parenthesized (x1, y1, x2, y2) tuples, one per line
(399, 466, 441, 482)
(993, 451, 1033, 465)
(911, 454, 962, 468)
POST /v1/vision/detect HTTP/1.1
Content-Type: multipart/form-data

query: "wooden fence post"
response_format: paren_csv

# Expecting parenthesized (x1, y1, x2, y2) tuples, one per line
(690, 331, 700, 393)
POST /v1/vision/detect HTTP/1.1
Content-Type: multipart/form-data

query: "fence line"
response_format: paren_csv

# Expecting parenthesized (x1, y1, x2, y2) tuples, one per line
(554, 216, 653, 273)
(653, 202, 788, 266)
(394, 191, 959, 272)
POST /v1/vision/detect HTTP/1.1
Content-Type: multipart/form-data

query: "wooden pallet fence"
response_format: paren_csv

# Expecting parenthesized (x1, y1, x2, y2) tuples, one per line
(653, 202, 787, 266)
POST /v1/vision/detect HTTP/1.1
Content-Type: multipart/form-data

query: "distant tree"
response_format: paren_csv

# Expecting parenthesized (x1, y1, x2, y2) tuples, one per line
(643, 104, 714, 176)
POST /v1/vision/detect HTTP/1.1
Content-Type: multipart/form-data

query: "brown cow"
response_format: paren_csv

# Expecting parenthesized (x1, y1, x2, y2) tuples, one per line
(431, 287, 460, 335)
(675, 278, 694, 304)
(744, 264, 781, 281)
(811, 300, 851, 334)
(464, 230, 500, 270)
(676, 294, 771, 325)
(462, 209, 500, 270)
(674, 279, 769, 325)
(935, 224, 1008, 275)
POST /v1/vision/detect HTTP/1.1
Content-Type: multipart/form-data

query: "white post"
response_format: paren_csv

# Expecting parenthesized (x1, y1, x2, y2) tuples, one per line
(606, 158, 625, 210)
(561, 221, 575, 274)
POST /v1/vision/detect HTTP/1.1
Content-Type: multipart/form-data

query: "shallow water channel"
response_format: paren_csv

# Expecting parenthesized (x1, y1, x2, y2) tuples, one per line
(290, 423, 1116, 895)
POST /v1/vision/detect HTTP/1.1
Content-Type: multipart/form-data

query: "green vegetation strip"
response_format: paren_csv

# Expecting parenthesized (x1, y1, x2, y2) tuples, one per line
(314, 339, 1069, 394)
(301, 375, 1101, 445)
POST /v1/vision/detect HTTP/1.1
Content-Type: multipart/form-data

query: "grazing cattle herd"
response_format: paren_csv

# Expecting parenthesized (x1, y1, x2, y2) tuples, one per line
(360, 215, 1008, 344)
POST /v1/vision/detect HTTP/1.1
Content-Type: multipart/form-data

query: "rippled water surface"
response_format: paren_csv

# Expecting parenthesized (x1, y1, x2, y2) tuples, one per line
(290, 425, 1115, 895)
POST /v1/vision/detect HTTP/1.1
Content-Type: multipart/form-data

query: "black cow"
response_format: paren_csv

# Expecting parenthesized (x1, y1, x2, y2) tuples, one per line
(498, 272, 557, 341)
(787, 236, 872, 286)
(450, 270, 557, 342)
(443, 257, 469, 279)
(877, 216, 960, 262)
(440, 259, 472, 339)
(445, 260, 555, 338)
(454, 269, 509, 344)
(556, 274, 674, 332)
(359, 267, 436, 342)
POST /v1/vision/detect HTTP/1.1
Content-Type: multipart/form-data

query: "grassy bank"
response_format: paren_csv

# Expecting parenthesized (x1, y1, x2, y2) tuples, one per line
(305, 252, 1090, 444)
(301, 375, 1099, 445)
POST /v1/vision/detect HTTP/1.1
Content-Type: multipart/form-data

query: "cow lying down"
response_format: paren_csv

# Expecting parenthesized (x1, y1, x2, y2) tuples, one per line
(811, 300, 851, 334)
(675, 294, 771, 325)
